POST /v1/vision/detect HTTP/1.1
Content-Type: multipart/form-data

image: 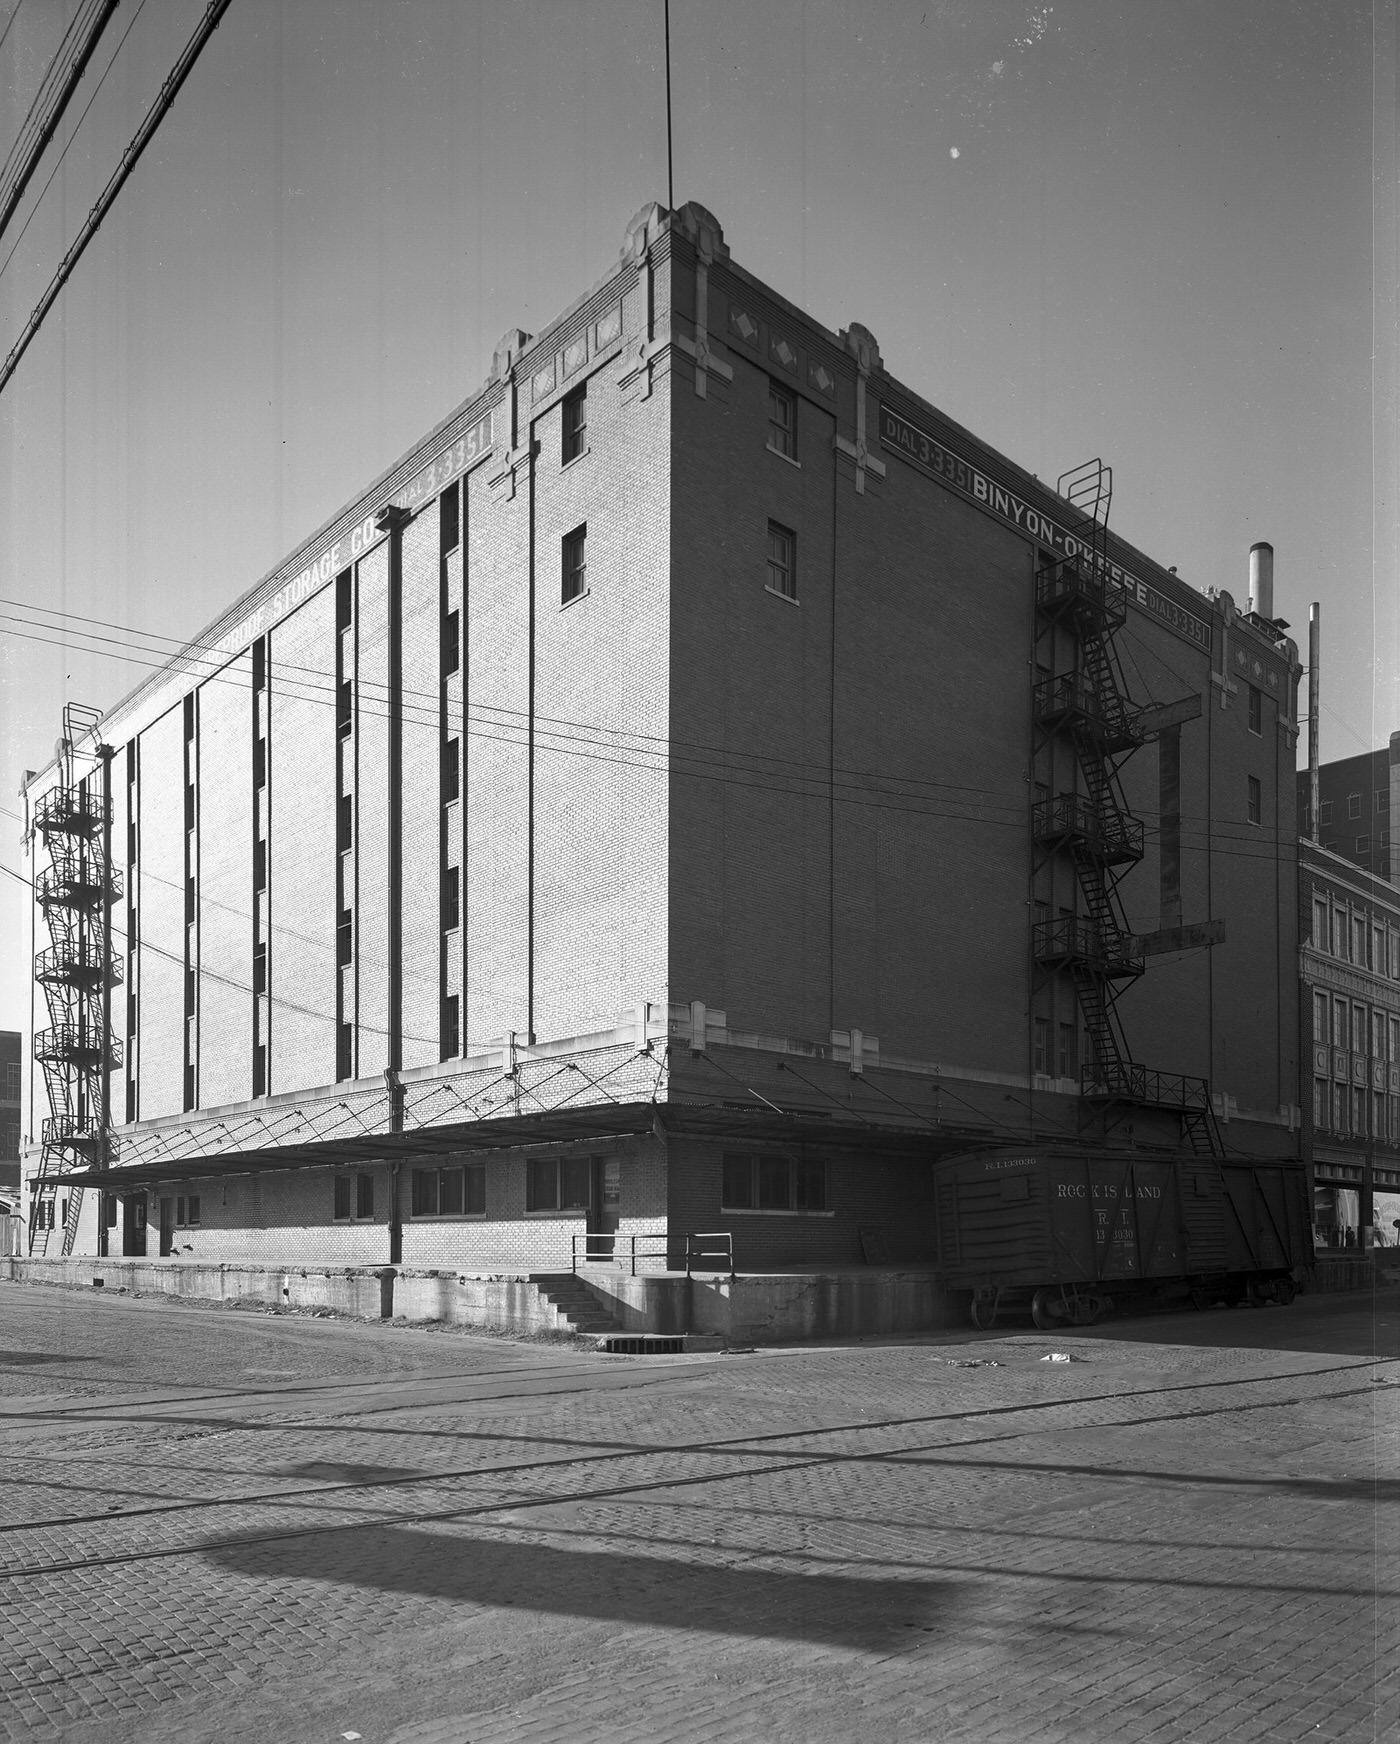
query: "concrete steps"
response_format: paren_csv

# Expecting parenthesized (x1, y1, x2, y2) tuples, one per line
(529, 1272, 625, 1334)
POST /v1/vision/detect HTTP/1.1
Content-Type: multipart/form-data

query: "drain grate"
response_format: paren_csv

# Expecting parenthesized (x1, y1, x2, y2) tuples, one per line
(599, 1334, 686, 1355)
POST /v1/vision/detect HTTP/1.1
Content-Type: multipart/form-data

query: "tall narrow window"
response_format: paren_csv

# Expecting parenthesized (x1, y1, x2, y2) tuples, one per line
(441, 609, 460, 677)
(439, 481, 460, 553)
(1033, 1017, 1050, 1075)
(441, 737, 460, 803)
(562, 524, 588, 604)
(767, 380, 796, 458)
(767, 521, 796, 600)
(562, 386, 587, 464)
(440, 994, 459, 1062)
(442, 866, 460, 932)
(1247, 685, 1263, 734)
(1246, 776, 1261, 825)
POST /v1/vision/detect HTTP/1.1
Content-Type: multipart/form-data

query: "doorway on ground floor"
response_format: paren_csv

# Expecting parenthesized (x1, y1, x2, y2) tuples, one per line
(585, 1155, 620, 1262)
(122, 1194, 147, 1257)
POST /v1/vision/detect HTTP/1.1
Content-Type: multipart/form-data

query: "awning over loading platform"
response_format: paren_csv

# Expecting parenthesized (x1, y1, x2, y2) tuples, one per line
(31, 1097, 997, 1189)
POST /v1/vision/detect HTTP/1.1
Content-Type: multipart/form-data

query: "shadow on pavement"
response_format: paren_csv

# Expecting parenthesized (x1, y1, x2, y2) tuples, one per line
(202, 1523, 953, 1648)
(1053, 1291, 1400, 1360)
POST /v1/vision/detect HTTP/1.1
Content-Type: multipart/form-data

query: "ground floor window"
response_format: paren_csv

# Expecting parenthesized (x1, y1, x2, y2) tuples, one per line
(333, 1172, 376, 1221)
(175, 1195, 200, 1227)
(527, 1155, 591, 1213)
(412, 1163, 485, 1217)
(721, 1152, 826, 1213)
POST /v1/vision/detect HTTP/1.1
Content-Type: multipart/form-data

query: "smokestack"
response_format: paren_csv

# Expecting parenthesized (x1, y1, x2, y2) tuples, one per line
(1308, 603, 1320, 840)
(1249, 542, 1274, 620)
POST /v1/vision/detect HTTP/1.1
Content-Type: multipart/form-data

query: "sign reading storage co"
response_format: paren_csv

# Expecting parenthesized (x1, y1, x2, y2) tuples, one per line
(878, 405, 1210, 650)
(215, 408, 494, 658)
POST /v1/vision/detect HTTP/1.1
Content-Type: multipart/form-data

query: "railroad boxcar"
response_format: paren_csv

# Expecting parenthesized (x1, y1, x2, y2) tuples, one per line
(934, 1147, 1312, 1329)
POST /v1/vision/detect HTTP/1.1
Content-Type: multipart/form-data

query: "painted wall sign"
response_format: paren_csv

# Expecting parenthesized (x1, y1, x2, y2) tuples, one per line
(878, 405, 1211, 651)
(214, 409, 494, 659)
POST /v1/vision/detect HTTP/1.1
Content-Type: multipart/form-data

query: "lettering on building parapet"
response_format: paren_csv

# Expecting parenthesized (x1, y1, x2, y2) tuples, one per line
(216, 410, 494, 658)
(878, 405, 1211, 651)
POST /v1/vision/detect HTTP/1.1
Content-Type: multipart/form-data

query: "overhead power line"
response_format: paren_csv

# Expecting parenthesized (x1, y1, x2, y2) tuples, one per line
(0, 0, 234, 399)
(0, 0, 153, 291)
(0, 0, 118, 244)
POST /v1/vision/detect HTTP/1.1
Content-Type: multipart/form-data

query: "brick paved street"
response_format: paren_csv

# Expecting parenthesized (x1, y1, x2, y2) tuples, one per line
(0, 1281, 1396, 1744)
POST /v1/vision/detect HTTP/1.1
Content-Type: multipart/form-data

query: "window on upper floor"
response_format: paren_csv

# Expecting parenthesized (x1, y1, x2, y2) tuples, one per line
(3, 1061, 19, 1101)
(1347, 793, 1361, 819)
(1247, 685, 1263, 734)
(767, 521, 797, 601)
(562, 525, 588, 605)
(1320, 800, 1333, 826)
(1246, 776, 1262, 826)
(767, 379, 796, 460)
(1312, 897, 1329, 949)
(562, 386, 587, 465)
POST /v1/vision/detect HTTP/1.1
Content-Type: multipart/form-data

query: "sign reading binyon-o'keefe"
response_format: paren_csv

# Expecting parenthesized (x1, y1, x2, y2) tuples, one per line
(878, 404, 1211, 650)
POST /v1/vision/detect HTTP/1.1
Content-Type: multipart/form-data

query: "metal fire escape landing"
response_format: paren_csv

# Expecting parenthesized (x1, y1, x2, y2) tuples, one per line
(31, 706, 122, 1255)
(1030, 460, 1222, 1158)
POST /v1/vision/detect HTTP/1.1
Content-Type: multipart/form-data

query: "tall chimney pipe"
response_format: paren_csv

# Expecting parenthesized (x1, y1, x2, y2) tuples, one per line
(1308, 602, 1320, 840)
(1249, 541, 1274, 620)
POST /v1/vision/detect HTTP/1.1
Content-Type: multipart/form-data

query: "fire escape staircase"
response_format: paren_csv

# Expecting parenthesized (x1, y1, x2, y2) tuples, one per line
(1031, 462, 1222, 1157)
(30, 714, 122, 1255)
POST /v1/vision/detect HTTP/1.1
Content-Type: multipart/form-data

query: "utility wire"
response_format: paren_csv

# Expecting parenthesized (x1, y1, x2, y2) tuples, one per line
(0, 601, 1320, 860)
(0, 1, 25, 61)
(0, 0, 151, 288)
(0, 0, 117, 244)
(0, 0, 234, 398)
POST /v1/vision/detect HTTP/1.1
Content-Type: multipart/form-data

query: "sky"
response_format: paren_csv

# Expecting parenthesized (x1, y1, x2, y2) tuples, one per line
(0, 0, 1395, 1041)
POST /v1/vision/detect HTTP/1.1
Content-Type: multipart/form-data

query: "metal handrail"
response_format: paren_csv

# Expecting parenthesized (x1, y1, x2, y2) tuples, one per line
(569, 1230, 737, 1277)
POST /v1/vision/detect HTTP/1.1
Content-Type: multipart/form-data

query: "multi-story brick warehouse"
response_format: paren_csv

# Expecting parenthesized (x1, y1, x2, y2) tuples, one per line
(21, 201, 1303, 1276)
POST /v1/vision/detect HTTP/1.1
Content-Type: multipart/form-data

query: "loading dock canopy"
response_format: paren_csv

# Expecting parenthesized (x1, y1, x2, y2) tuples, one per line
(32, 1099, 993, 1189)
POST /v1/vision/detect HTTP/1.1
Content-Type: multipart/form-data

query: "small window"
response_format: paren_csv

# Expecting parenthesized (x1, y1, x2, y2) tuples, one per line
(720, 1151, 823, 1212)
(767, 521, 796, 600)
(1246, 776, 1261, 826)
(1379, 789, 1391, 815)
(6, 1060, 22, 1099)
(1057, 1022, 1075, 1079)
(332, 1172, 375, 1221)
(562, 386, 587, 464)
(336, 1022, 354, 1082)
(1357, 835, 1371, 855)
(187, 1195, 200, 1227)
(336, 910, 352, 968)
(412, 1164, 485, 1218)
(336, 794, 352, 853)
(441, 610, 460, 677)
(562, 525, 588, 604)
(441, 737, 460, 803)
(441, 993, 460, 1061)
(1347, 793, 1361, 820)
(1247, 685, 1263, 734)
(442, 866, 460, 932)
(1312, 897, 1328, 950)
(1032, 1017, 1050, 1075)
(1319, 800, 1333, 826)
(767, 380, 796, 459)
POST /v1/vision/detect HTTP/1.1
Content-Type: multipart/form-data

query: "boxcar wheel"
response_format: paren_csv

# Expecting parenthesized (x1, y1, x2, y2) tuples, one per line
(1247, 1277, 1268, 1308)
(1030, 1288, 1062, 1330)
(1274, 1278, 1295, 1306)
(970, 1297, 999, 1331)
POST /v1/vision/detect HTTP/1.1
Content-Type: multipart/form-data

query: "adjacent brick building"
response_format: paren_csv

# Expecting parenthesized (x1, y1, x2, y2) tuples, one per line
(1298, 761, 1400, 1248)
(22, 201, 1304, 1274)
